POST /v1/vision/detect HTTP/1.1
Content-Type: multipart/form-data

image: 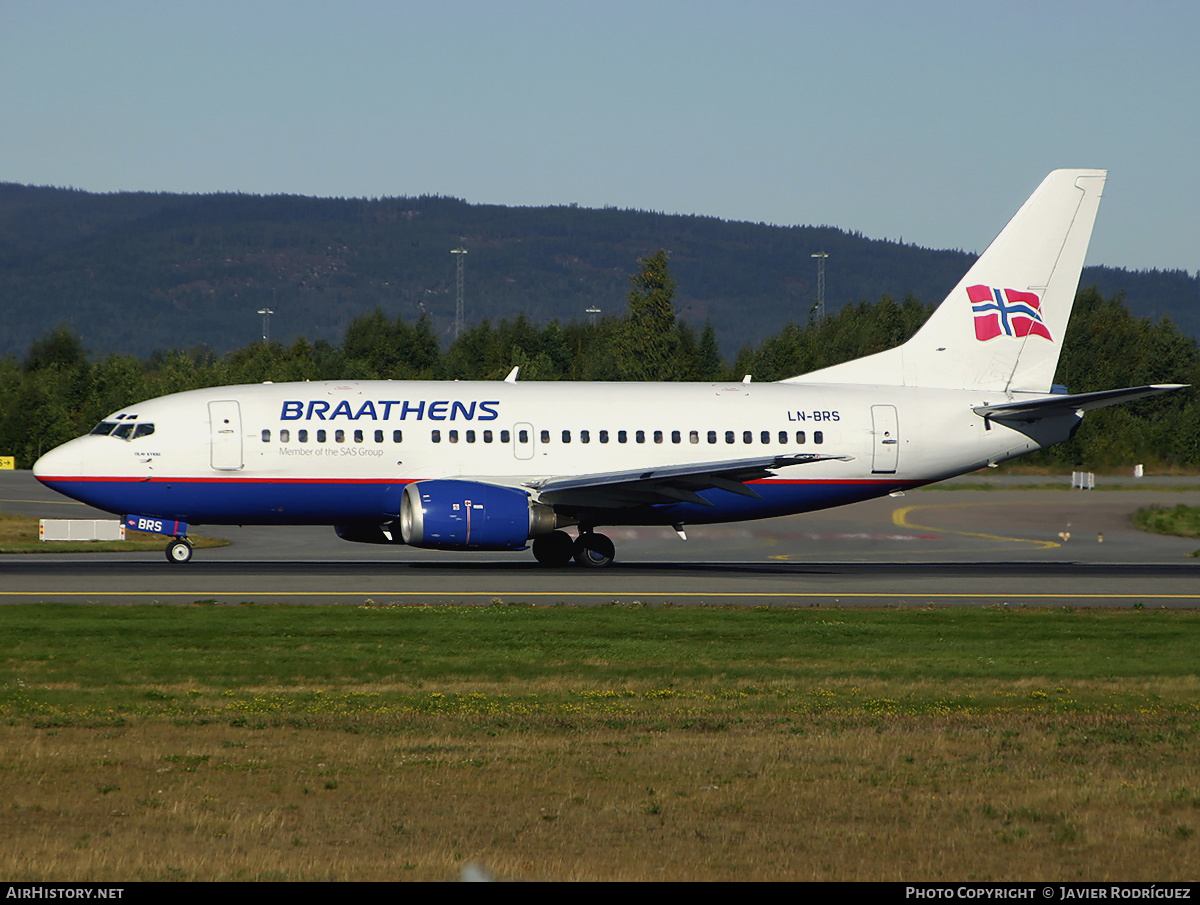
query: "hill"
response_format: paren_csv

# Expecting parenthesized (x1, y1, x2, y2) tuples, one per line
(1, 183, 1196, 359)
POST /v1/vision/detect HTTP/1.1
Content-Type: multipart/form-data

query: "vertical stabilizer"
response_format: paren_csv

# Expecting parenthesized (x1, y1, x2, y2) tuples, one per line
(783, 169, 1106, 392)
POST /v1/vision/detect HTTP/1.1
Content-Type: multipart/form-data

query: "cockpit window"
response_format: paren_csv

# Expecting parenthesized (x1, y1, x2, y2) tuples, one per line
(91, 421, 155, 440)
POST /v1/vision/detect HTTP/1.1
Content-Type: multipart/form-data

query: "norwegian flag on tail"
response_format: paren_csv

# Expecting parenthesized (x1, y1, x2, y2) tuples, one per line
(968, 284, 1052, 342)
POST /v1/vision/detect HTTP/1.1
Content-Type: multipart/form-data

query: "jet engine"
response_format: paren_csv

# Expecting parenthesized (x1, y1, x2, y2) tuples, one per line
(399, 480, 558, 550)
(334, 522, 403, 544)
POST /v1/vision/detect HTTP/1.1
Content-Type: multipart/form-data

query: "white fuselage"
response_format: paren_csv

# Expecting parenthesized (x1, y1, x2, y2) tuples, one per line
(32, 379, 1068, 529)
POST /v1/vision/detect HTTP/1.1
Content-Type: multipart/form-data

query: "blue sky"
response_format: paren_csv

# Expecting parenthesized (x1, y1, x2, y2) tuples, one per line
(4, 0, 1197, 273)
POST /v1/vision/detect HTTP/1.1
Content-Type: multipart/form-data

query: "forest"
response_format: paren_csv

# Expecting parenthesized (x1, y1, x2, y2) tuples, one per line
(1, 182, 1197, 362)
(1, 249, 1196, 472)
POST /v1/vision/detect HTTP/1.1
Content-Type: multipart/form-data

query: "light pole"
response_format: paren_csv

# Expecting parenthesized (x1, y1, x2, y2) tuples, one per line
(257, 307, 274, 343)
(451, 247, 467, 339)
(811, 253, 829, 322)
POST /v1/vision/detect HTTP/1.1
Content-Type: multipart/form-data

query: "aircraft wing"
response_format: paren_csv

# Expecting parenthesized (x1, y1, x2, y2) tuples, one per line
(973, 384, 1188, 423)
(527, 453, 852, 509)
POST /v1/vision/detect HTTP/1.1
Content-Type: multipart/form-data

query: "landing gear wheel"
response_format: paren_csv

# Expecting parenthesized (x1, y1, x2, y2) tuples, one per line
(573, 532, 615, 568)
(165, 537, 193, 564)
(532, 530, 574, 567)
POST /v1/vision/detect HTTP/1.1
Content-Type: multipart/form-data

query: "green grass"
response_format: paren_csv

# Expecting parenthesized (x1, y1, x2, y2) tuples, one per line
(3, 604, 1199, 881)
(1133, 504, 1200, 539)
(2, 604, 1198, 717)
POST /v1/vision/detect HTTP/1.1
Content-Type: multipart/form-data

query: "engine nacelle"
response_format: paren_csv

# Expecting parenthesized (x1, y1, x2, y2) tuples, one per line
(334, 522, 403, 545)
(400, 480, 557, 550)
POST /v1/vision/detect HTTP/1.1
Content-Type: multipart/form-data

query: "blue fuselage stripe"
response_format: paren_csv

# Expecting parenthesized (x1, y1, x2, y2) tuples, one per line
(38, 477, 912, 527)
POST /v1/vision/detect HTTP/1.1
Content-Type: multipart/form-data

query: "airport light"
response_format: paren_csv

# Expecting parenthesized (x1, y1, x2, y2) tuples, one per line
(811, 253, 829, 322)
(451, 247, 467, 339)
(257, 307, 274, 343)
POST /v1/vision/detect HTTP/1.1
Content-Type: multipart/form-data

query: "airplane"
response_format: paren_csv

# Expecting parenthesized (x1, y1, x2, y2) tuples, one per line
(32, 169, 1186, 566)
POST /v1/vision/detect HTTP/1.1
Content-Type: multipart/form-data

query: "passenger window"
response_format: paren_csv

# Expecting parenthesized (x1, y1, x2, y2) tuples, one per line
(374, 430, 384, 443)
(580, 430, 590, 444)
(671, 430, 681, 443)
(690, 431, 699, 444)
(432, 430, 441, 443)
(466, 430, 476, 443)
(483, 430, 493, 443)
(779, 431, 788, 443)
(618, 430, 627, 444)
(761, 431, 770, 444)
(599, 430, 609, 443)
(517, 430, 528, 443)
(393, 430, 403, 443)
(317, 430, 327, 443)
(540, 430, 550, 444)
(707, 430, 717, 444)
(654, 430, 663, 444)
(335, 429, 345, 443)
(449, 430, 459, 443)
(262, 429, 271, 443)
(280, 429, 290, 443)
(814, 431, 824, 444)
(562, 430, 571, 443)
(354, 430, 364, 443)
(725, 431, 735, 444)
(743, 431, 752, 444)
(796, 431, 806, 444)
(299, 430, 309, 443)
(635, 430, 645, 443)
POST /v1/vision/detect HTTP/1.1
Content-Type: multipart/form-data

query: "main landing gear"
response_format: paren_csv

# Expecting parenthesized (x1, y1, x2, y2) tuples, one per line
(165, 536, 193, 564)
(531, 529, 615, 568)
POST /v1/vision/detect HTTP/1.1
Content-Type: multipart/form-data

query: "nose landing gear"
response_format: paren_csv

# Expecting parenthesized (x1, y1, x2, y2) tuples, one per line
(165, 537, 193, 564)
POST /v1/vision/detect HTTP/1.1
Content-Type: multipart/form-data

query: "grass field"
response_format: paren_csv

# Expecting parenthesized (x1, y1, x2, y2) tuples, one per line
(1134, 505, 1200, 539)
(1, 604, 1198, 881)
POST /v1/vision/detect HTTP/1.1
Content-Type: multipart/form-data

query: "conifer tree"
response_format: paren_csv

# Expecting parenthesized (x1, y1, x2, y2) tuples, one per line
(617, 249, 679, 381)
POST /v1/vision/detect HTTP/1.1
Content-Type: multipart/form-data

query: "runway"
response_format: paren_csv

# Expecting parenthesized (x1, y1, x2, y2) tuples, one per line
(4, 470, 1199, 607)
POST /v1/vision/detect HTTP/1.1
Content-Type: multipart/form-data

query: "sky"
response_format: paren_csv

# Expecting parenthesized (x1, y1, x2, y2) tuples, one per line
(3, 0, 1197, 273)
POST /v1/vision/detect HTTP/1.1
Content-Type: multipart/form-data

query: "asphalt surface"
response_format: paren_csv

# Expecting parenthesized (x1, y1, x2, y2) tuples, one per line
(3, 469, 1199, 607)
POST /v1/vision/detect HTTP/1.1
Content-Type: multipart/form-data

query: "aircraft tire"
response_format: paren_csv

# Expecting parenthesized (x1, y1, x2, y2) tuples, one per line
(165, 538, 193, 564)
(573, 532, 615, 568)
(532, 530, 574, 566)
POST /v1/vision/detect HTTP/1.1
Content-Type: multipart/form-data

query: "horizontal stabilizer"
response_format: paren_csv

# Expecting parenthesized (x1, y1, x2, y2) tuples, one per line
(973, 384, 1188, 422)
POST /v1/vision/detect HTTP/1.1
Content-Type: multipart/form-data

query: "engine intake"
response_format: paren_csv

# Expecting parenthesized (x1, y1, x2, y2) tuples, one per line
(400, 480, 557, 550)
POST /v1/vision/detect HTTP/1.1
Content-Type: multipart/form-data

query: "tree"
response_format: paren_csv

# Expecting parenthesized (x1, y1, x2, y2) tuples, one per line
(616, 249, 680, 381)
(23, 323, 87, 373)
(692, 322, 725, 381)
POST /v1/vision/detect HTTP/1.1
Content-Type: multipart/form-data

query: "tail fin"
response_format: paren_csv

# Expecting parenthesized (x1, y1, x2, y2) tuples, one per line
(782, 169, 1107, 392)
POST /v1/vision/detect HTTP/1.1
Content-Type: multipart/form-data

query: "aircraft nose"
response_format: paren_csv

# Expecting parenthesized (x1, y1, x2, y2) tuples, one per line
(32, 439, 83, 483)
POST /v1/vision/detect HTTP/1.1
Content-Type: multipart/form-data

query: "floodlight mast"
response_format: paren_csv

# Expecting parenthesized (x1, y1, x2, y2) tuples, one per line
(451, 247, 467, 339)
(811, 252, 829, 321)
(257, 307, 274, 343)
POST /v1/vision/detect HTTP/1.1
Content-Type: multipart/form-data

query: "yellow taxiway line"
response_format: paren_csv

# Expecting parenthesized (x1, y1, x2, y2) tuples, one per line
(892, 502, 1062, 550)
